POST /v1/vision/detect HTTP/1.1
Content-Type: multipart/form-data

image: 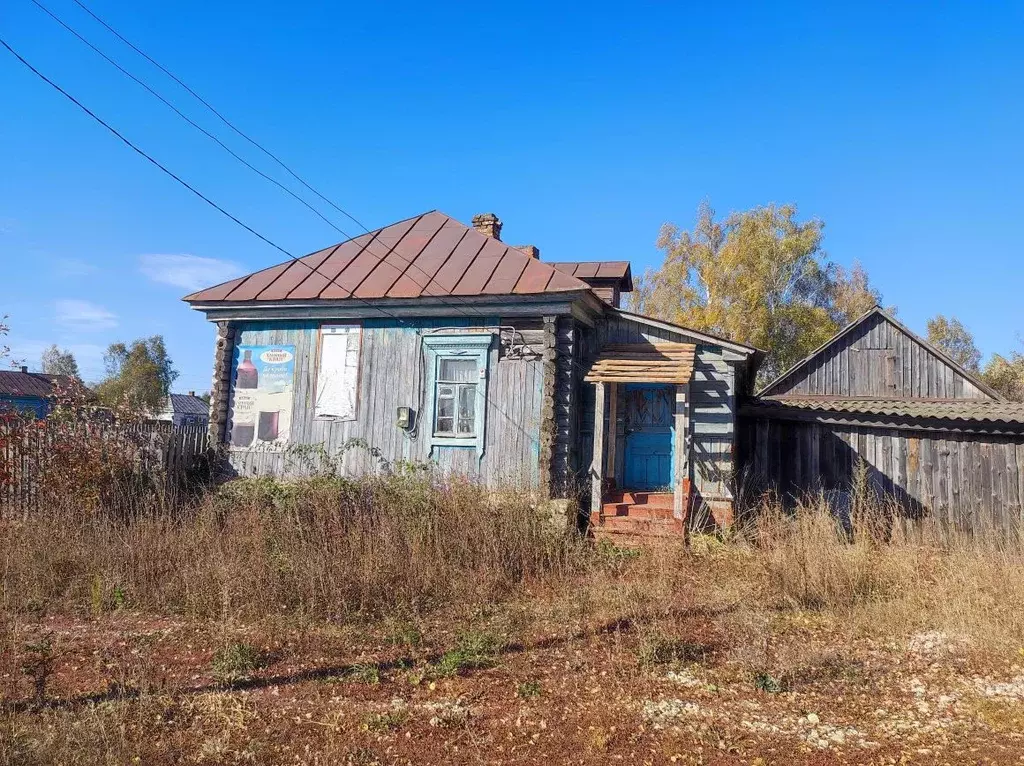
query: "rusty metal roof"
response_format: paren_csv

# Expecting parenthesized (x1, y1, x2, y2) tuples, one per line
(549, 261, 633, 291)
(745, 396, 1024, 426)
(585, 343, 696, 384)
(0, 370, 63, 398)
(184, 211, 595, 304)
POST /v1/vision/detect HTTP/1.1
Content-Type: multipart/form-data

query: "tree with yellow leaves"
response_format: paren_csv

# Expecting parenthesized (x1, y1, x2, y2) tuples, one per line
(630, 202, 883, 384)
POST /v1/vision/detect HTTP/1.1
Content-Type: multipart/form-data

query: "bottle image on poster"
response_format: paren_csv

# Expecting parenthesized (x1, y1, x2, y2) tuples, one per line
(228, 345, 295, 447)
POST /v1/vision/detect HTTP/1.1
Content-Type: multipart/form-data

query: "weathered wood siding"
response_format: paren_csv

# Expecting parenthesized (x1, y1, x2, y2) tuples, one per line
(739, 416, 1024, 536)
(764, 311, 993, 400)
(226, 317, 545, 488)
(580, 314, 745, 503)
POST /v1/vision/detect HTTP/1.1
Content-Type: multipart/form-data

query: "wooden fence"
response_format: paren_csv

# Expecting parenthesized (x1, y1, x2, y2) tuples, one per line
(738, 415, 1024, 537)
(0, 420, 211, 516)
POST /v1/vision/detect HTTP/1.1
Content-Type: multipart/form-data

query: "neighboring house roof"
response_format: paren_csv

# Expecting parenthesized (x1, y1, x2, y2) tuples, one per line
(757, 305, 1003, 400)
(0, 370, 65, 398)
(183, 211, 593, 304)
(549, 261, 633, 291)
(169, 393, 209, 416)
(743, 396, 1024, 430)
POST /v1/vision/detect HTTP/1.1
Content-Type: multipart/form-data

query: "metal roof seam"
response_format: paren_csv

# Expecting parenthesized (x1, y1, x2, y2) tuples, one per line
(282, 244, 341, 300)
(353, 213, 443, 298)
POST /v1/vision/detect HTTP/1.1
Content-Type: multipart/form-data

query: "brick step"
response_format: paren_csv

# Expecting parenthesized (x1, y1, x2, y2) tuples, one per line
(594, 504, 676, 522)
(591, 525, 684, 546)
(597, 515, 682, 535)
(604, 491, 674, 508)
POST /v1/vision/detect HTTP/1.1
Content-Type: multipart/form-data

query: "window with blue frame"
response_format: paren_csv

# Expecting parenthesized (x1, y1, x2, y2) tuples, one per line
(422, 333, 493, 455)
(434, 357, 479, 437)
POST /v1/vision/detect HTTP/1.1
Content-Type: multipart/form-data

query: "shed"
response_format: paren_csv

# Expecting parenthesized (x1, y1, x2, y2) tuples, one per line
(739, 306, 1024, 534)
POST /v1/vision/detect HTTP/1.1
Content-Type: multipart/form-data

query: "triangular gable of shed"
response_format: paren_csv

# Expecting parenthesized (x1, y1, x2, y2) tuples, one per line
(759, 306, 1001, 401)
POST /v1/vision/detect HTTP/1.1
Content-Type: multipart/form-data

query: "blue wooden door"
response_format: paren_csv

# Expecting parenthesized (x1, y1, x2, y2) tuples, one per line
(623, 384, 674, 490)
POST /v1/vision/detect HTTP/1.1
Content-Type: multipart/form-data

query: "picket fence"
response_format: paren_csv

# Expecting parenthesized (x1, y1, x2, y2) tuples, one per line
(0, 420, 211, 515)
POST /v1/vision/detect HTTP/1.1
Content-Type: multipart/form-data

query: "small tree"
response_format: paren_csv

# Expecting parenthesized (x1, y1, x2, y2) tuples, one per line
(95, 336, 178, 415)
(40, 344, 81, 380)
(982, 351, 1024, 401)
(926, 315, 981, 372)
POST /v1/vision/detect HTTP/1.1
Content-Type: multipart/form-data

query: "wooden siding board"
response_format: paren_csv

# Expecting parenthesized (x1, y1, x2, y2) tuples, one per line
(224, 316, 543, 487)
(765, 311, 991, 401)
(739, 414, 1024, 538)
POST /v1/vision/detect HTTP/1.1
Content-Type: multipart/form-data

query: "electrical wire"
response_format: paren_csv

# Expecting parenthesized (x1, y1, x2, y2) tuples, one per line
(70, 0, 371, 234)
(0, 36, 560, 449)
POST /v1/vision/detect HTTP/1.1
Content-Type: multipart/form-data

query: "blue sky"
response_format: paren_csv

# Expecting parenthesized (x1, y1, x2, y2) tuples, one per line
(2, 0, 1022, 391)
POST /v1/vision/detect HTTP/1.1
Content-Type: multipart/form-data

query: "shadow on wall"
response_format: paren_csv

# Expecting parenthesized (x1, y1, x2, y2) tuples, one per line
(736, 421, 930, 538)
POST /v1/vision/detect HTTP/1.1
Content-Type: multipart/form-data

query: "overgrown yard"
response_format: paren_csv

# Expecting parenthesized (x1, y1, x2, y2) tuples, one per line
(3, 474, 1024, 764)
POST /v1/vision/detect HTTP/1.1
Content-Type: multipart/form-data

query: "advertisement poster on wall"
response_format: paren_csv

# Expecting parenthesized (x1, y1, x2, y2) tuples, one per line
(229, 345, 295, 448)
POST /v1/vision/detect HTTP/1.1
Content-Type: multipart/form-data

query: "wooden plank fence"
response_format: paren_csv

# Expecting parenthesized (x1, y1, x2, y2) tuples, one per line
(738, 416, 1024, 538)
(0, 420, 211, 516)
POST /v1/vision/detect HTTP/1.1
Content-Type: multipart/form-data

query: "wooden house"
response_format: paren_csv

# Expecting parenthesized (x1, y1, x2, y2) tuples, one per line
(185, 211, 761, 539)
(739, 306, 1024, 534)
(149, 392, 211, 429)
(0, 367, 70, 418)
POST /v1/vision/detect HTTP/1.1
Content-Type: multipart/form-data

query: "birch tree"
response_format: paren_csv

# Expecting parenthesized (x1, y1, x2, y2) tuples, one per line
(630, 202, 883, 383)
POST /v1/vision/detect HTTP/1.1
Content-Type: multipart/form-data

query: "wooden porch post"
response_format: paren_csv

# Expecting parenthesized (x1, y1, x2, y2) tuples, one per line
(673, 382, 690, 523)
(605, 383, 618, 482)
(591, 382, 607, 518)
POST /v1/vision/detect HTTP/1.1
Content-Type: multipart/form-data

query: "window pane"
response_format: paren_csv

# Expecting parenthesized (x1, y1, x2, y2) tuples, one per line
(457, 385, 476, 434)
(440, 358, 477, 383)
(437, 394, 454, 418)
(436, 416, 454, 433)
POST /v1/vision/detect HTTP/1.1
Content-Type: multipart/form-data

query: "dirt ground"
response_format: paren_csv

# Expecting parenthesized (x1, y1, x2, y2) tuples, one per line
(5, 604, 1024, 765)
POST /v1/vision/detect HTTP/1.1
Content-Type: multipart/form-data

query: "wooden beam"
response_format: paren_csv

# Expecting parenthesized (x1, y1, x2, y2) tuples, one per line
(674, 382, 690, 523)
(606, 383, 618, 479)
(591, 382, 607, 518)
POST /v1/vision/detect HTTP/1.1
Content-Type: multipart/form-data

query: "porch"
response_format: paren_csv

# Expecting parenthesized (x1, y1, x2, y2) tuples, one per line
(586, 343, 694, 542)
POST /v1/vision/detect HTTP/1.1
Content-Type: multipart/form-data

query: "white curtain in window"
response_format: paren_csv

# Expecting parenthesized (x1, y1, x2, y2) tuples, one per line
(315, 324, 361, 419)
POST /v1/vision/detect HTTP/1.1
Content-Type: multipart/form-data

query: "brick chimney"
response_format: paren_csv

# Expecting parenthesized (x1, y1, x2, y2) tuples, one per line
(471, 213, 502, 241)
(515, 245, 540, 259)
(188, 391, 196, 397)
(20, 366, 28, 374)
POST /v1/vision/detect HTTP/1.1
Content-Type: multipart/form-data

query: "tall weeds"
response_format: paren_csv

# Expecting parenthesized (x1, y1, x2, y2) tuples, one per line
(0, 472, 583, 620)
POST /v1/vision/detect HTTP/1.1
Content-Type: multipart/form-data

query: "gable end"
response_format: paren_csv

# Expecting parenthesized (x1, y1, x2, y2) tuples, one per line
(760, 308, 999, 401)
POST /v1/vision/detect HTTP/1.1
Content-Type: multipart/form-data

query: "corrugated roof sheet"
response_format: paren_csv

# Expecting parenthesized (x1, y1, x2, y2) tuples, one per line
(0, 371, 62, 398)
(169, 393, 209, 416)
(184, 211, 595, 304)
(747, 396, 1024, 425)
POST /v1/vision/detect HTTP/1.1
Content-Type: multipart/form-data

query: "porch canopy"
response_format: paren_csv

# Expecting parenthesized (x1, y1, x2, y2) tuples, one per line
(584, 343, 696, 384)
(586, 342, 696, 524)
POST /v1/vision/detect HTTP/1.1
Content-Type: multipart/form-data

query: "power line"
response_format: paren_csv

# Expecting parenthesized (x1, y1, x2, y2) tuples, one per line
(0, 37, 297, 262)
(33, 1, 509, 331)
(0, 37, 547, 446)
(29, 0, 356, 241)
(70, 0, 371, 235)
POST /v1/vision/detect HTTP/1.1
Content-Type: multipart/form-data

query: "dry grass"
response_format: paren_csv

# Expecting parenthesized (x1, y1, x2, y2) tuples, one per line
(0, 472, 584, 621)
(4, 474, 1024, 762)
